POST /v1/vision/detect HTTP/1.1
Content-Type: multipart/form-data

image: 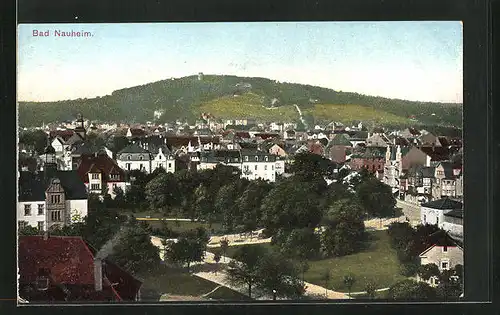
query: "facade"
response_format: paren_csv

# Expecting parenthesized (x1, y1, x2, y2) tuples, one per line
(442, 210, 463, 240)
(325, 134, 352, 163)
(116, 143, 153, 173)
(349, 147, 385, 179)
(151, 147, 176, 173)
(18, 170, 88, 231)
(77, 153, 130, 199)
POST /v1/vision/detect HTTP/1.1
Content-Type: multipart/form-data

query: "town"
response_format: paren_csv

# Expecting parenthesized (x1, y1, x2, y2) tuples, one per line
(17, 113, 463, 302)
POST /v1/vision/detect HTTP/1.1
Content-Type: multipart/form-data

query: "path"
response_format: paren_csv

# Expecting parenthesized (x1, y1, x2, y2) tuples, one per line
(396, 199, 421, 226)
(294, 104, 308, 128)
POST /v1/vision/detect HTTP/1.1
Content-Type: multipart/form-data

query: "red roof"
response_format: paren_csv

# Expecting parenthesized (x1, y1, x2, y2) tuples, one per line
(19, 236, 96, 285)
(77, 154, 127, 183)
(18, 236, 141, 302)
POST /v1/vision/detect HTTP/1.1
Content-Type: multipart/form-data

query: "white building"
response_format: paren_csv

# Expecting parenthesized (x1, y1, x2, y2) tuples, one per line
(420, 198, 463, 236)
(116, 143, 153, 173)
(18, 153, 88, 231)
(151, 146, 176, 173)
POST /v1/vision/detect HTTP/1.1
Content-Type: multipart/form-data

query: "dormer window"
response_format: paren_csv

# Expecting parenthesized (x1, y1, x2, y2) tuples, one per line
(245, 156, 248, 162)
(127, 155, 131, 160)
(255, 156, 258, 161)
(140, 155, 144, 160)
(265, 156, 269, 162)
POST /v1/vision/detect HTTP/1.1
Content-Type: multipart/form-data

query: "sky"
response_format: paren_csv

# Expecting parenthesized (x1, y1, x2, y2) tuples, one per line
(17, 22, 463, 103)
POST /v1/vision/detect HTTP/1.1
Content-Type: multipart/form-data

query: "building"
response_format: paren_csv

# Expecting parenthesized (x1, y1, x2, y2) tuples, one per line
(349, 147, 386, 179)
(420, 197, 463, 229)
(325, 134, 353, 163)
(418, 230, 463, 286)
(240, 149, 277, 181)
(18, 145, 88, 231)
(116, 143, 153, 173)
(151, 146, 176, 173)
(77, 152, 130, 199)
(18, 236, 142, 302)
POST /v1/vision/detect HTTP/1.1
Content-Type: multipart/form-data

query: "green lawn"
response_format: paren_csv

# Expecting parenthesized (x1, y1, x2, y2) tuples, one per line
(304, 230, 405, 293)
(138, 264, 248, 301)
(209, 242, 274, 258)
(209, 230, 404, 295)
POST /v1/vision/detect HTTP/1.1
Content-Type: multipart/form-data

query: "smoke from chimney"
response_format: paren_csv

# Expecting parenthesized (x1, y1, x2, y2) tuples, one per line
(94, 258, 103, 292)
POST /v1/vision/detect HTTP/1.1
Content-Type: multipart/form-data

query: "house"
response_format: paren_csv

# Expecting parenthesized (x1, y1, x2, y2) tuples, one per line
(407, 165, 436, 203)
(268, 143, 288, 157)
(432, 161, 460, 199)
(116, 143, 153, 173)
(325, 134, 353, 163)
(240, 149, 277, 182)
(365, 133, 391, 147)
(418, 230, 463, 286)
(151, 146, 176, 173)
(283, 129, 296, 140)
(77, 152, 129, 199)
(198, 150, 241, 171)
(420, 197, 463, 228)
(442, 209, 463, 240)
(349, 147, 386, 179)
(18, 236, 142, 302)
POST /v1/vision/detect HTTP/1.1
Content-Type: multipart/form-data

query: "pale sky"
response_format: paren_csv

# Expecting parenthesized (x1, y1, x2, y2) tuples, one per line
(17, 22, 463, 103)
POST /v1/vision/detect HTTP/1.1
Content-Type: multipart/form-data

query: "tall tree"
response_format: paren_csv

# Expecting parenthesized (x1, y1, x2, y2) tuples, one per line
(145, 172, 180, 212)
(261, 180, 322, 234)
(164, 227, 209, 272)
(321, 199, 366, 257)
(356, 177, 396, 219)
(277, 228, 321, 260)
(226, 245, 268, 298)
(289, 152, 336, 181)
(236, 180, 273, 231)
(215, 183, 240, 233)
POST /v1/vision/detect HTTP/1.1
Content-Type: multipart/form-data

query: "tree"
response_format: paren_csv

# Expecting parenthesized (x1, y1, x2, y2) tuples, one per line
(320, 269, 331, 297)
(344, 274, 356, 298)
(321, 199, 366, 257)
(277, 228, 321, 260)
(236, 180, 273, 231)
(226, 245, 268, 298)
(192, 185, 213, 225)
(388, 279, 437, 300)
(256, 251, 306, 299)
(289, 152, 336, 181)
(356, 177, 396, 219)
(109, 135, 130, 154)
(165, 227, 209, 272)
(417, 263, 441, 281)
(113, 186, 126, 208)
(320, 182, 353, 209)
(364, 281, 377, 299)
(109, 221, 161, 275)
(260, 180, 322, 234)
(19, 129, 48, 155)
(18, 225, 42, 236)
(436, 268, 463, 300)
(145, 172, 180, 212)
(215, 183, 240, 233)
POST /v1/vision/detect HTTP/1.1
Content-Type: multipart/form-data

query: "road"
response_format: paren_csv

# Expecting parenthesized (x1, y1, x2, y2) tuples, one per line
(396, 199, 421, 226)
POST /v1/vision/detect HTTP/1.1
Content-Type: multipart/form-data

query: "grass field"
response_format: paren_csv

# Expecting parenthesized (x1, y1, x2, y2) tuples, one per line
(209, 230, 404, 294)
(304, 230, 405, 293)
(139, 264, 248, 301)
(302, 104, 411, 125)
(198, 92, 299, 121)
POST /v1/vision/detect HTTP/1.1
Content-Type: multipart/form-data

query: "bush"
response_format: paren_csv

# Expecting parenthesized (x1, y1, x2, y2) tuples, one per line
(400, 262, 419, 277)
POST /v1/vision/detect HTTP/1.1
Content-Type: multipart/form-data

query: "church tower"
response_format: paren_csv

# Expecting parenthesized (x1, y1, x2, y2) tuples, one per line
(74, 113, 87, 140)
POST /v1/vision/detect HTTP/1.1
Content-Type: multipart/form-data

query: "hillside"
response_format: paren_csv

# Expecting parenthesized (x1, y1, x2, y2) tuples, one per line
(18, 74, 463, 127)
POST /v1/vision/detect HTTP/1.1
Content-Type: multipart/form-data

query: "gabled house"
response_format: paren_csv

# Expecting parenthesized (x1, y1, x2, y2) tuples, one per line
(268, 143, 288, 157)
(150, 145, 176, 173)
(116, 143, 153, 173)
(365, 133, 391, 147)
(18, 145, 88, 231)
(18, 236, 142, 302)
(349, 147, 386, 179)
(77, 152, 129, 199)
(432, 161, 461, 199)
(418, 230, 463, 286)
(325, 134, 353, 163)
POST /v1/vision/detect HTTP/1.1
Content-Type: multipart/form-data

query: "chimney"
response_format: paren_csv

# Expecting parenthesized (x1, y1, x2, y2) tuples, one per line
(94, 258, 103, 292)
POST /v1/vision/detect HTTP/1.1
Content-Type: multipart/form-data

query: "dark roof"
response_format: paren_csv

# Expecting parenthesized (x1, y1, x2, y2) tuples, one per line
(421, 197, 463, 210)
(350, 131, 369, 140)
(19, 170, 88, 201)
(419, 146, 452, 161)
(118, 143, 149, 154)
(427, 230, 461, 247)
(421, 167, 436, 178)
(443, 209, 463, 219)
(437, 161, 456, 179)
(44, 144, 56, 155)
(49, 130, 75, 142)
(254, 133, 280, 140)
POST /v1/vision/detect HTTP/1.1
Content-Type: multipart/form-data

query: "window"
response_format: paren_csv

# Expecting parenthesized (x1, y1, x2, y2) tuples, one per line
(244, 165, 249, 171)
(18, 221, 27, 230)
(140, 163, 144, 170)
(91, 184, 100, 190)
(255, 165, 258, 171)
(37, 221, 44, 231)
(38, 204, 44, 215)
(245, 156, 248, 162)
(50, 195, 61, 204)
(168, 163, 172, 168)
(51, 210, 62, 222)
(126, 163, 131, 171)
(91, 173, 99, 179)
(436, 217, 439, 226)
(24, 204, 31, 216)
(441, 261, 449, 270)
(265, 156, 269, 162)
(272, 165, 274, 170)
(255, 156, 258, 161)
(423, 214, 427, 223)
(265, 165, 268, 170)
(140, 155, 144, 160)
(443, 246, 448, 252)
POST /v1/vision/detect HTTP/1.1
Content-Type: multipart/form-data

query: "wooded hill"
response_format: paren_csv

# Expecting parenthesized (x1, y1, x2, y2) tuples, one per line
(19, 74, 463, 128)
